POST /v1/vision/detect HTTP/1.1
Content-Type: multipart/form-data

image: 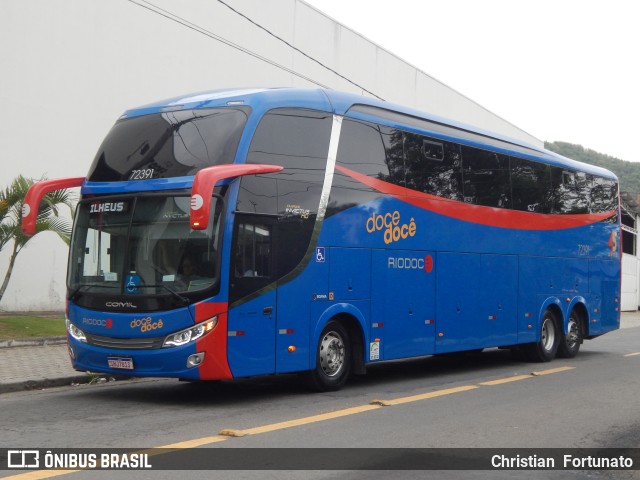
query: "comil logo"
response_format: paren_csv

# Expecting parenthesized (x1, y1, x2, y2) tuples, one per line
(366, 210, 416, 244)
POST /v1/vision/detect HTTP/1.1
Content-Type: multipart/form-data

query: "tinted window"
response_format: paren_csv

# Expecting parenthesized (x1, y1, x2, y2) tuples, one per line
(334, 120, 464, 202)
(403, 132, 463, 200)
(380, 127, 406, 187)
(332, 116, 618, 218)
(461, 146, 511, 208)
(238, 108, 332, 215)
(232, 109, 332, 303)
(336, 119, 389, 177)
(549, 167, 592, 214)
(229, 216, 274, 303)
(511, 157, 552, 213)
(328, 119, 389, 216)
(591, 177, 618, 215)
(88, 107, 250, 181)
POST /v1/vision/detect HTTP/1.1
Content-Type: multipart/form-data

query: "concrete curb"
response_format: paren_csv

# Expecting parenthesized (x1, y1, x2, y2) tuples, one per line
(0, 375, 95, 394)
(0, 336, 67, 348)
(0, 373, 134, 395)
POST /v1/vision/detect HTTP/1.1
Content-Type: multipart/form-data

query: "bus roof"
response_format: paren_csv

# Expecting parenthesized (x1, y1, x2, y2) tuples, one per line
(123, 88, 617, 181)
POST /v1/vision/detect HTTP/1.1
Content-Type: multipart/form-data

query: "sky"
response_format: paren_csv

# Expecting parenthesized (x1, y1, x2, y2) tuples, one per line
(303, 0, 639, 162)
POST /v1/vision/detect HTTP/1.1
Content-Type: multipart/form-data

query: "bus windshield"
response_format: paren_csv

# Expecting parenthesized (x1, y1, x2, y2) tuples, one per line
(68, 194, 223, 298)
(87, 106, 250, 182)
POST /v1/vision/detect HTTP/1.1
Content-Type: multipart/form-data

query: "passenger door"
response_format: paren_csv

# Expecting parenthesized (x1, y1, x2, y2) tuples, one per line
(227, 214, 277, 377)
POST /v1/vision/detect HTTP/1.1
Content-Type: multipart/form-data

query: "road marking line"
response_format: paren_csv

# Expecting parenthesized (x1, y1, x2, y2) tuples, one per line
(1, 472, 78, 480)
(370, 385, 478, 406)
(530, 366, 575, 376)
(221, 404, 381, 437)
(3, 363, 579, 480)
(624, 352, 640, 357)
(479, 375, 532, 386)
(480, 366, 575, 386)
(153, 435, 228, 449)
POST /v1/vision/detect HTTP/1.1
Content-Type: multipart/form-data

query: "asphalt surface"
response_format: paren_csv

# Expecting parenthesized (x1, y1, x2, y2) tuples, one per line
(1, 312, 639, 395)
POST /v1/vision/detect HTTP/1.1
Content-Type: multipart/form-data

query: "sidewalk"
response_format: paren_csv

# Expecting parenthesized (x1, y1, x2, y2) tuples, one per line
(0, 340, 91, 393)
(1, 312, 640, 395)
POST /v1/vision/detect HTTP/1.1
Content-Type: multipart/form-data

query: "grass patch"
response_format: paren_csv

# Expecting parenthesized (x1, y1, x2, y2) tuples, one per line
(0, 316, 66, 340)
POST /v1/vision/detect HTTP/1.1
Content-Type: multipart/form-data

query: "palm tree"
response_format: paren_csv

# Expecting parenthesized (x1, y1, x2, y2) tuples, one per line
(0, 175, 76, 304)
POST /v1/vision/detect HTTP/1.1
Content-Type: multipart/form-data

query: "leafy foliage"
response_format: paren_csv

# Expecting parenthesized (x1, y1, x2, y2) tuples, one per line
(545, 141, 640, 196)
(0, 175, 76, 304)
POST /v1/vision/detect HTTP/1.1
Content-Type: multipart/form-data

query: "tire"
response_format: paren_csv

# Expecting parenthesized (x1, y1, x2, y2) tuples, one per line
(557, 311, 583, 358)
(523, 308, 560, 362)
(306, 320, 351, 392)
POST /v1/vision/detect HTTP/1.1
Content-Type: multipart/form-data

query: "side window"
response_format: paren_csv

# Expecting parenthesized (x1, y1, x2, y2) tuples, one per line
(241, 108, 332, 216)
(572, 172, 591, 214)
(336, 119, 389, 177)
(461, 146, 511, 208)
(232, 109, 332, 302)
(511, 157, 551, 213)
(229, 217, 273, 303)
(403, 132, 463, 200)
(549, 166, 591, 214)
(380, 127, 406, 187)
(591, 177, 618, 221)
(329, 119, 390, 216)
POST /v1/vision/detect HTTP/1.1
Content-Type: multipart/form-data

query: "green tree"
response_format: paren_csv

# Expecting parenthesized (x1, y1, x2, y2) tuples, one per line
(0, 175, 75, 304)
(545, 141, 640, 197)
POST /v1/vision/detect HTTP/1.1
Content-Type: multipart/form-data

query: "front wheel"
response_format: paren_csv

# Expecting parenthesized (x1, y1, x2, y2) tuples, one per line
(523, 309, 560, 362)
(306, 320, 351, 392)
(557, 312, 583, 358)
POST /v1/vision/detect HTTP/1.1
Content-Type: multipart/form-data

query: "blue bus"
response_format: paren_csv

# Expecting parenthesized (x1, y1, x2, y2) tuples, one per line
(23, 88, 620, 391)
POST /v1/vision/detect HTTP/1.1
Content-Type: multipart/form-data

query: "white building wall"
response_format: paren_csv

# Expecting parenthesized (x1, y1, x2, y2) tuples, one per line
(621, 254, 638, 312)
(0, 0, 541, 311)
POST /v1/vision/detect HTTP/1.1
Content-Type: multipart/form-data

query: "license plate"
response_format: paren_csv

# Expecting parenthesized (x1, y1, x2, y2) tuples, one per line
(107, 356, 134, 370)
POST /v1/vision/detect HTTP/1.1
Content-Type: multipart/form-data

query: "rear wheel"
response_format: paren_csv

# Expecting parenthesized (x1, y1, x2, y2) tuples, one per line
(523, 308, 560, 362)
(557, 311, 583, 358)
(306, 320, 351, 392)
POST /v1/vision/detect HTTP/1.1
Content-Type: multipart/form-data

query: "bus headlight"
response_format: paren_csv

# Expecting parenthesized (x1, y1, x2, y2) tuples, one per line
(162, 317, 218, 348)
(66, 319, 87, 343)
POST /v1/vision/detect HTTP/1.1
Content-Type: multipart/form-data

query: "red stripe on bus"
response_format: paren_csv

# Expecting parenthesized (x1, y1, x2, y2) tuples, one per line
(195, 301, 233, 380)
(335, 165, 616, 231)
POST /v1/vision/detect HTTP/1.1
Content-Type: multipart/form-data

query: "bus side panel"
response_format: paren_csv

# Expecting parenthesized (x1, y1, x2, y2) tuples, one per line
(435, 252, 517, 353)
(328, 247, 371, 301)
(227, 291, 277, 378)
(519, 256, 590, 341)
(370, 249, 436, 360)
(589, 258, 621, 335)
(275, 248, 331, 374)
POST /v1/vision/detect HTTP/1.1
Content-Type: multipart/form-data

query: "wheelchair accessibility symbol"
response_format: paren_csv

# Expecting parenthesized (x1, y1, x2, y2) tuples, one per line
(315, 247, 325, 263)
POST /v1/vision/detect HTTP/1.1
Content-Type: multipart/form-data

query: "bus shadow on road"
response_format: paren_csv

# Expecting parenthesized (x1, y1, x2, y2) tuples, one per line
(76, 346, 601, 406)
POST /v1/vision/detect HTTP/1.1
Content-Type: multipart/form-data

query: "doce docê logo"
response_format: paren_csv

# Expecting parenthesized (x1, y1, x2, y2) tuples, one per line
(366, 210, 416, 244)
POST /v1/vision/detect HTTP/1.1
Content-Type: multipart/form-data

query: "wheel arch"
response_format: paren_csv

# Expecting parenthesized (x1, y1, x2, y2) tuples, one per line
(538, 297, 564, 337)
(567, 299, 589, 336)
(310, 303, 367, 375)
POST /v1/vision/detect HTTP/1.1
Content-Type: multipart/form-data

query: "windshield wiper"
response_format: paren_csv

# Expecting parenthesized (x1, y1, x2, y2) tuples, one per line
(140, 284, 190, 305)
(69, 284, 118, 301)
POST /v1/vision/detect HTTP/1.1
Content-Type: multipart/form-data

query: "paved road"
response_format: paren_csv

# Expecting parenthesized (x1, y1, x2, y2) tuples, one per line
(1, 322, 639, 480)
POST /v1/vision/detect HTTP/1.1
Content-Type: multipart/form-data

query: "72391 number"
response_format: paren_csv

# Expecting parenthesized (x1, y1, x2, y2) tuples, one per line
(129, 169, 155, 180)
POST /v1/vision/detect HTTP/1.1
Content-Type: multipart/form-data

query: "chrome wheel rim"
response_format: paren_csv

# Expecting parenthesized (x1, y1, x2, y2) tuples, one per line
(319, 331, 345, 377)
(566, 317, 579, 349)
(541, 316, 556, 351)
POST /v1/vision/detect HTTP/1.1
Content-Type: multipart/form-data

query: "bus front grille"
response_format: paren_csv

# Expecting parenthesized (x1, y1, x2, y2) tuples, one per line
(85, 333, 164, 350)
